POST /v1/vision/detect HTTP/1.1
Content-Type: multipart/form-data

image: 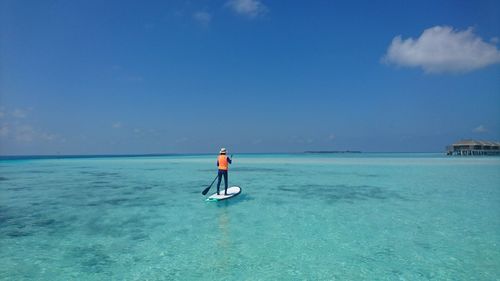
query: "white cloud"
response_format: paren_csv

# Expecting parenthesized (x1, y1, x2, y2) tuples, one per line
(15, 125, 36, 142)
(252, 138, 262, 144)
(0, 107, 63, 144)
(0, 124, 9, 137)
(226, 0, 268, 18)
(175, 137, 189, 143)
(12, 125, 59, 143)
(40, 132, 58, 142)
(193, 11, 212, 26)
(112, 122, 122, 129)
(7, 125, 61, 144)
(291, 136, 315, 144)
(473, 125, 488, 133)
(383, 26, 500, 73)
(12, 108, 28, 118)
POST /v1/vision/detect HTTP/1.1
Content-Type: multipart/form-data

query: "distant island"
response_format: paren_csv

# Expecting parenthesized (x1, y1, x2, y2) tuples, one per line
(304, 150, 362, 154)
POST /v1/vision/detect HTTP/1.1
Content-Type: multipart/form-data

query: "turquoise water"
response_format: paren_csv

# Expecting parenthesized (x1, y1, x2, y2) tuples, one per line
(1, 153, 499, 280)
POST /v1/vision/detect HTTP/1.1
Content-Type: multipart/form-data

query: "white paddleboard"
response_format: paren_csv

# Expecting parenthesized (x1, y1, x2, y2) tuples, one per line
(206, 186, 241, 201)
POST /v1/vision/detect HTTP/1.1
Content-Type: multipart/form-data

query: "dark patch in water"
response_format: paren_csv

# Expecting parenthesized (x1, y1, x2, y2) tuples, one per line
(414, 241, 432, 250)
(91, 181, 109, 185)
(103, 198, 131, 206)
(81, 171, 120, 177)
(121, 216, 146, 228)
(277, 186, 296, 192)
(127, 199, 166, 207)
(356, 254, 377, 264)
(131, 232, 149, 241)
(198, 168, 217, 172)
(26, 170, 54, 174)
(85, 194, 159, 208)
(86, 182, 122, 190)
(231, 167, 287, 173)
(144, 167, 170, 171)
(69, 244, 114, 273)
(174, 228, 189, 236)
(373, 247, 395, 258)
(325, 171, 384, 178)
(7, 229, 32, 237)
(85, 219, 123, 237)
(34, 219, 57, 227)
(74, 166, 92, 170)
(0, 176, 8, 181)
(134, 185, 154, 191)
(199, 167, 287, 173)
(0, 208, 12, 225)
(6, 186, 26, 191)
(355, 173, 381, 178)
(277, 184, 404, 203)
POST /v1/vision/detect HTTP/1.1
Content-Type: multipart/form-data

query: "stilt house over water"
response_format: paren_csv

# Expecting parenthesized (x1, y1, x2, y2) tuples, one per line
(446, 140, 500, 156)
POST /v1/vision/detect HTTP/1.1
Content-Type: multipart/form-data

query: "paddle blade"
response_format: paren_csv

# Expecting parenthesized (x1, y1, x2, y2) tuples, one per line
(202, 174, 219, 195)
(201, 186, 211, 195)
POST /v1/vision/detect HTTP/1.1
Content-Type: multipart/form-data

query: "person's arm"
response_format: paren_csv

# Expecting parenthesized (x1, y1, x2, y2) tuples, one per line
(228, 157, 232, 164)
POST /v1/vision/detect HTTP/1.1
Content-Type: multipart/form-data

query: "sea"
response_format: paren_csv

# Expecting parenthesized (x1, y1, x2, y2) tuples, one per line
(0, 153, 499, 280)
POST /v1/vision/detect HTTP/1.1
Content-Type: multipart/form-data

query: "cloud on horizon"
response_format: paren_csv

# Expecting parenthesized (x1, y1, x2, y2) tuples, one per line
(473, 125, 488, 133)
(226, 0, 268, 18)
(193, 11, 212, 26)
(0, 124, 9, 137)
(112, 122, 123, 129)
(0, 107, 64, 146)
(383, 26, 500, 73)
(0, 124, 60, 143)
(12, 109, 28, 118)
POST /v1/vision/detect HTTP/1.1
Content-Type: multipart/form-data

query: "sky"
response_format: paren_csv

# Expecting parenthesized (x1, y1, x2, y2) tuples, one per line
(1, 0, 499, 155)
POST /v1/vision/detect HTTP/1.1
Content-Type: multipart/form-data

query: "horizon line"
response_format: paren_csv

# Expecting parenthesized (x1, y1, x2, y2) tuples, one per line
(0, 151, 445, 160)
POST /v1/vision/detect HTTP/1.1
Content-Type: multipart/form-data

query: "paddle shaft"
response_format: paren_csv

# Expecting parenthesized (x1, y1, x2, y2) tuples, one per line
(202, 174, 219, 195)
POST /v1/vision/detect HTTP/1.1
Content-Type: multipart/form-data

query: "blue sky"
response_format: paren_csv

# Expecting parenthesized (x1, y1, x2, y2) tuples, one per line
(1, 0, 499, 155)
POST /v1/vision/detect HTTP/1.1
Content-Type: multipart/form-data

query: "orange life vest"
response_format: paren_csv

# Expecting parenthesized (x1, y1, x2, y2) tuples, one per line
(218, 155, 228, 170)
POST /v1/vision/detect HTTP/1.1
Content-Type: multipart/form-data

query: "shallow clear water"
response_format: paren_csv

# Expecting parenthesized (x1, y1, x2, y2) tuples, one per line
(1, 153, 499, 280)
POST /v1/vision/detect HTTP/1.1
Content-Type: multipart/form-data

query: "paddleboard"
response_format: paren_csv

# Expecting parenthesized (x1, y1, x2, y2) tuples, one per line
(206, 186, 241, 201)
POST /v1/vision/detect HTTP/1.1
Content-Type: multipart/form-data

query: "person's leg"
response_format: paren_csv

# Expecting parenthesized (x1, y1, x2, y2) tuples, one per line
(224, 171, 228, 195)
(216, 170, 222, 195)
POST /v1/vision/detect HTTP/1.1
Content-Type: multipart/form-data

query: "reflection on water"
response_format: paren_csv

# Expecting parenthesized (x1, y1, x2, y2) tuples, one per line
(216, 208, 230, 274)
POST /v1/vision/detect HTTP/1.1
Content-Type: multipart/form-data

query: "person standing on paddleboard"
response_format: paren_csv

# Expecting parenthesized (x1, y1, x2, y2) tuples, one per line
(216, 148, 232, 195)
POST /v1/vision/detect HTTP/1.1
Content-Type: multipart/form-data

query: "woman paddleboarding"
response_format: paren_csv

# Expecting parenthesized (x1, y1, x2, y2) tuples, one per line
(216, 148, 232, 195)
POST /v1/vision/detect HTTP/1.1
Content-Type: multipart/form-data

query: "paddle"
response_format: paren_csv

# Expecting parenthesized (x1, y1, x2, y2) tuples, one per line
(201, 174, 219, 195)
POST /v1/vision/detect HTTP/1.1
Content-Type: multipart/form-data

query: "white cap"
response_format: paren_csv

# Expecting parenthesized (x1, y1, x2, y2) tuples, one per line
(220, 148, 227, 154)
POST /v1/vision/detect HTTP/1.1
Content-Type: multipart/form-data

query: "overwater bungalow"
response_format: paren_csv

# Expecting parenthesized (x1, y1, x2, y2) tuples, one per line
(446, 139, 500, 156)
